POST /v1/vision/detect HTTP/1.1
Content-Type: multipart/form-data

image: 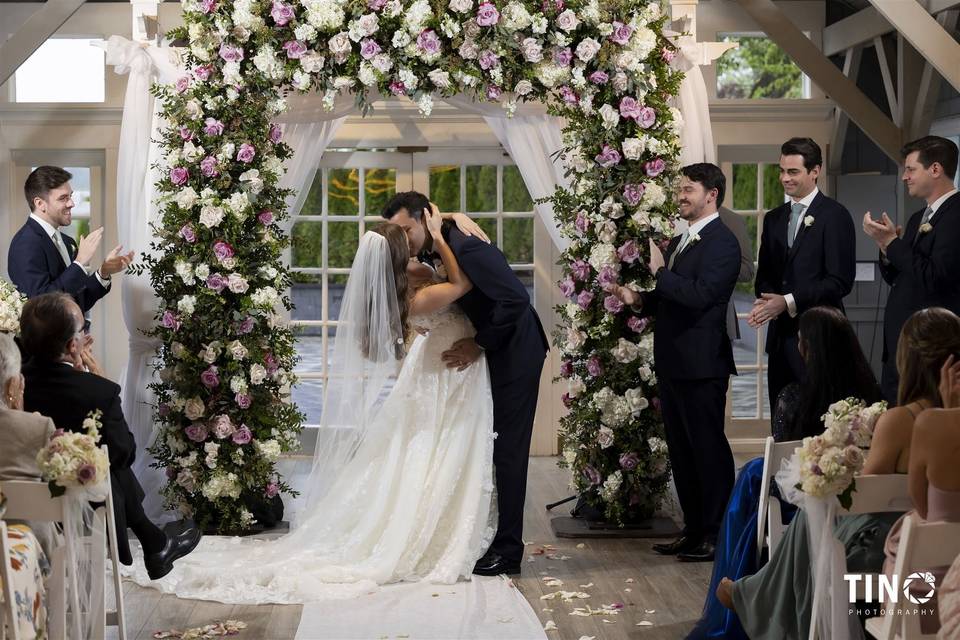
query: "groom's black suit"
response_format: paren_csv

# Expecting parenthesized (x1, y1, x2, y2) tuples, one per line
(639, 217, 739, 540)
(433, 224, 548, 564)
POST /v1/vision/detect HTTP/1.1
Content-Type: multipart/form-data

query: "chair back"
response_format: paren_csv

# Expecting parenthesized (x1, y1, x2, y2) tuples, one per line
(756, 437, 802, 565)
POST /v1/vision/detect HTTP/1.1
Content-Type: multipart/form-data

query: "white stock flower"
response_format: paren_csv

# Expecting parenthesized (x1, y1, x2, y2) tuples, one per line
(256, 439, 283, 462)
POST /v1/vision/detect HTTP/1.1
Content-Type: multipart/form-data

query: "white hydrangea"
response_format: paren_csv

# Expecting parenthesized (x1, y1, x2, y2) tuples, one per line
(535, 62, 571, 88)
(256, 439, 283, 462)
(358, 62, 378, 86)
(501, 2, 533, 30)
(449, 0, 472, 12)
(600, 470, 623, 501)
(588, 243, 618, 272)
(178, 295, 197, 315)
(631, 26, 658, 60)
(404, 0, 433, 34)
(304, 0, 346, 30)
(201, 472, 242, 500)
(252, 45, 285, 81)
(174, 260, 195, 285)
(251, 286, 280, 308)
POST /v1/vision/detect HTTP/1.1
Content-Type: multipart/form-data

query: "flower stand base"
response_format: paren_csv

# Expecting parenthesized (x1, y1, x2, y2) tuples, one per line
(550, 515, 680, 539)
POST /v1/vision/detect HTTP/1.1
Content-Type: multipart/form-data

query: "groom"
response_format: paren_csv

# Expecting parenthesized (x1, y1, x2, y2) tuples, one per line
(383, 192, 549, 576)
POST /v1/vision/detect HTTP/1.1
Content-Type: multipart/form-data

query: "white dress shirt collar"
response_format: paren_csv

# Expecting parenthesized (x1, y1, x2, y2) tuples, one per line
(929, 188, 959, 219)
(29, 213, 60, 239)
(790, 186, 819, 210)
(686, 212, 720, 239)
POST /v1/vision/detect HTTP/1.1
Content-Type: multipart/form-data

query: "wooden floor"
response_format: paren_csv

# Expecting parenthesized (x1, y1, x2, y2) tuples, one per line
(117, 457, 718, 640)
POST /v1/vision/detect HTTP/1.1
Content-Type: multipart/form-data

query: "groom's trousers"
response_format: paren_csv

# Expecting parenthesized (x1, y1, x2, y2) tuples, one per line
(658, 376, 734, 540)
(490, 363, 544, 564)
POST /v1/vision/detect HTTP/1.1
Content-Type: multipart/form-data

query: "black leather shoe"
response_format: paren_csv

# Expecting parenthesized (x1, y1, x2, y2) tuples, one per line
(144, 524, 202, 580)
(473, 552, 521, 576)
(677, 540, 717, 562)
(652, 535, 702, 556)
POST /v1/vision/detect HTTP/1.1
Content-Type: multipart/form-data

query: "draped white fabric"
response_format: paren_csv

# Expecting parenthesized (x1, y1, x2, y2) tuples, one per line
(107, 36, 183, 523)
(671, 37, 717, 167)
(278, 119, 347, 226)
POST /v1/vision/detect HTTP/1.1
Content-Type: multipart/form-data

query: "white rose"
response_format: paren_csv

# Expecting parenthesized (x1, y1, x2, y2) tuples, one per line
(575, 37, 600, 61)
(598, 103, 619, 130)
(514, 79, 534, 96)
(358, 63, 378, 86)
(228, 273, 249, 293)
(595, 220, 617, 243)
(176, 187, 199, 209)
(428, 69, 451, 89)
(228, 340, 248, 360)
(250, 364, 268, 385)
(449, 0, 472, 13)
(565, 327, 587, 351)
(625, 388, 649, 414)
(520, 38, 543, 63)
(612, 337, 641, 363)
(556, 9, 580, 31)
(182, 141, 204, 163)
(174, 260, 195, 285)
(239, 169, 264, 194)
(597, 426, 615, 449)
(184, 99, 203, 120)
(184, 397, 205, 420)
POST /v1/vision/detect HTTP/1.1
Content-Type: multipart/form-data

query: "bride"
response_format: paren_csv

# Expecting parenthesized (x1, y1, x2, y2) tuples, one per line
(131, 207, 497, 603)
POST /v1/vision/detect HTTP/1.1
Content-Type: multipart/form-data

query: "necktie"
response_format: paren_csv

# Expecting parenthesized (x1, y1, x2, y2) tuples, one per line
(52, 231, 71, 267)
(667, 230, 689, 270)
(787, 202, 804, 249)
(913, 206, 934, 245)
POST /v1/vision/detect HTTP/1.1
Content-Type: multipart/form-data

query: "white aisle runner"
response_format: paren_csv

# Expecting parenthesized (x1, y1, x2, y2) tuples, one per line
(293, 576, 547, 640)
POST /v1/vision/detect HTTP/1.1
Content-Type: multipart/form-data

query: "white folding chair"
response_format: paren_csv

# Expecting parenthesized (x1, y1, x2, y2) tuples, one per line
(808, 474, 913, 640)
(1, 519, 22, 640)
(865, 514, 960, 640)
(756, 436, 802, 566)
(0, 474, 127, 640)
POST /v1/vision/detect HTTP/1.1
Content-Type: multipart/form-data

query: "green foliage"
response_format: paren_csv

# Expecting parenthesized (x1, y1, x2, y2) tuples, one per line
(717, 35, 804, 99)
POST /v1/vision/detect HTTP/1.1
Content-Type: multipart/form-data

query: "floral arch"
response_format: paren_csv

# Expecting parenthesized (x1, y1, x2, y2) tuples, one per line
(146, 0, 684, 531)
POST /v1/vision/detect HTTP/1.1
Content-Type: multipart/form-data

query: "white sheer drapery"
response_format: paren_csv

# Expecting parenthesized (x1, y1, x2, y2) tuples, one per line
(670, 35, 716, 167)
(107, 36, 183, 523)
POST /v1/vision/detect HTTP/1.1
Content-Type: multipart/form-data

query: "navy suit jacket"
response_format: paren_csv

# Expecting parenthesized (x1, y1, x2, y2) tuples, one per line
(640, 217, 740, 380)
(755, 191, 855, 352)
(879, 191, 960, 363)
(436, 225, 549, 385)
(7, 217, 108, 313)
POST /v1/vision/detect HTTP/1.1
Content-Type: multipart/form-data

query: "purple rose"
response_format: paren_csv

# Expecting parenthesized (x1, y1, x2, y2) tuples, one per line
(264, 352, 279, 375)
(618, 239, 640, 264)
(559, 359, 573, 377)
(258, 209, 275, 225)
(271, 0, 295, 25)
(619, 96, 642, 120)
(583, 465, 602, 486)
(604, 294, 624, 314)
(203, 117, 224, 136)
(576, 290, 594, 310)
(561, 392, 572, 408)
(638, 106, 656, 129)
(265, 482, 280, 498)
(589, 70, 609, 85)
(200, 0, 216, 13)
(175, 76, 191, 94)
(542, 0, 564, 12)
(283, 40, 308, 59)
(185, 423, 208, 442)
(476, 2, 500, 26)
(200, 366, 220, 389)
(623, 183, 645, 206)
(559, 86, 578, 104)
(627, 315, 647, 333)
(206, 273, 227, 293)
(574, 210, 590, 236)
(367, 0, 387, 9)
(170, 167, 189, 186)
(237, 316, 256, 334)
(597, 265, 618, 287)
(389, 81, 407, 96)
(194, 65, 213, 81)
(552, 47, 573, 67)
(479, 49, 500, 70)
(619, 452, 640, 470)
(559, 276, 576, 298)
(158, 403, 171, 417)
(200, 155, 219, 177)
(587, 355, 603, 377)
(269, 124, 283, 144)
(218, 43, 244, 62)
(645, 158, 666, 177)
(161, 310, 180, 331)
(180, 224, 197, 243)
(662, 46, 677, 63)
(360, 38, 381, 60)
(76, 464, 96, 485)
(232, 425, 252, 445)
(213, 240, 235, 261)
(609, 21, 633, 45)
(178, 126, 193, 141)
(571, 259, 591, 281)
(236, 143, 256, 163)
(595, 145, 621, 168)
(235, 392, 252, 409)
(418, 29, 442, 55)
(486, 85, 502, 101)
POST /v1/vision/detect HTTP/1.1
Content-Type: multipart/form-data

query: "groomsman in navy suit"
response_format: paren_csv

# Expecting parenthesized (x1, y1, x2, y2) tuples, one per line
(749, 138, 855, 414)
(607, 163, 740, 561)
(863, 136, 960, 403)
(7, 166, 134, 315)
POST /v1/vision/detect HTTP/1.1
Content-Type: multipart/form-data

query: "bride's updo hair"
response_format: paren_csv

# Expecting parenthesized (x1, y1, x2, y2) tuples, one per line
(370, 222, 411, 350)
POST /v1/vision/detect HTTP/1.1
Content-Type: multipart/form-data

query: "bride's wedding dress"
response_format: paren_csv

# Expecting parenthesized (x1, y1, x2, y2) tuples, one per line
(130, 299, 496, 604)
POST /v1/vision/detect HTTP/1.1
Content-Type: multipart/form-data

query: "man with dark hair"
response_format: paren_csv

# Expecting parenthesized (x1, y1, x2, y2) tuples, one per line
(20, 292, 200, 579)
(749, 138, 856, 414)
(606, 163, 740, 562)
(8, 165, 135, 314)
(863, 135, 960, 402)
(383, 191, 548, 576)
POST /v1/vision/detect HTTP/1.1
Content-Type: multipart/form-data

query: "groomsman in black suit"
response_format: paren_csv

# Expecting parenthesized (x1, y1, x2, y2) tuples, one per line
(7, 166, 134, 314)
(749, 138, 855, 414)
(863, 136, 960, 403)
(606, 163, 740, 561)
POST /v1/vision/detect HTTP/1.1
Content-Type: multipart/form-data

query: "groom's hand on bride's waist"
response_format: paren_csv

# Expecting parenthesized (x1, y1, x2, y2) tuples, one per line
(442, 338, 483, 371)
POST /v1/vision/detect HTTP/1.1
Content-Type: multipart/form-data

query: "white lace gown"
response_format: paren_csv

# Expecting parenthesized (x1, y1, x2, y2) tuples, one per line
(129, 305, 497, 604)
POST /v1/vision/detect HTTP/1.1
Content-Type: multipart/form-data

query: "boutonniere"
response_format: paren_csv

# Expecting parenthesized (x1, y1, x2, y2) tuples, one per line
(803, 215, 815, 228)
(919, 222, 933, 234)
(688, 232, 701, 245)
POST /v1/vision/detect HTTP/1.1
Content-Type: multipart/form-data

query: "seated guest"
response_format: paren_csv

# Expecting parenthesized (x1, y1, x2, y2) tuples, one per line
(18, 292, 200, 579)
(714, 307, 960, 640)
(0, 332, 58, 555)
(692, 306, 882, 639)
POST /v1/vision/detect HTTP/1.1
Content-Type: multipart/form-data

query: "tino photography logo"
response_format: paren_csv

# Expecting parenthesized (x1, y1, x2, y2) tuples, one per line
(844, 572, 938, 618)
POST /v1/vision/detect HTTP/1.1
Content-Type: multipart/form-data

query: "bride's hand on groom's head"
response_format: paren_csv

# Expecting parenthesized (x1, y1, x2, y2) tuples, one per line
(424, 204, 445, 239)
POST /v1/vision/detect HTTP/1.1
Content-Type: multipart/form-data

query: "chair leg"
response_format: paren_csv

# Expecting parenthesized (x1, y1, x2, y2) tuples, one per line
(105, 489, 127, 640)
